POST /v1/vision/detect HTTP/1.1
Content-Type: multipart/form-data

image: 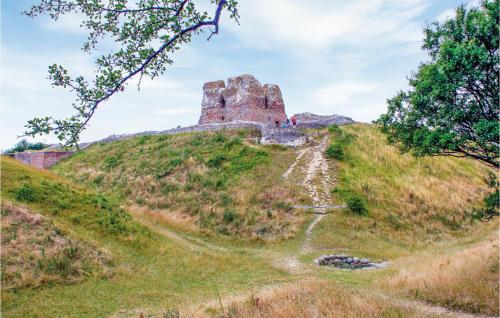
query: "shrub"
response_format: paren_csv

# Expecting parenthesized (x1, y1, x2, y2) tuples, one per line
(325, 143, 344, 160)
(207, 154, 226, 168)
(224, 137, 243, 149)
(4, 139, 48, 154)
(15, 184, 36, 202)
(97, 207, 134, 234)
(223, 209, 236, 223)
(328, 124, 341, 134)
(102, 154, 123, 170)
(212, 133, 227, 144)
(346, 194, 368, 216)
(93, 175, 104, 185)
(483, 189, 499, 218)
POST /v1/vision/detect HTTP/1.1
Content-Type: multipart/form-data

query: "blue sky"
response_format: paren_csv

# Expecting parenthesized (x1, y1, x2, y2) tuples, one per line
(1, 0, 479, 149)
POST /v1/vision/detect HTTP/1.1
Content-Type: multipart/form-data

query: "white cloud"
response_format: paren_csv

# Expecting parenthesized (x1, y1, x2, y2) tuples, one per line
(437, 0, 482, 22)
(227, 0, 429, 52)
(313, 81, 378, 108)
(157, 108, 199, 116)
(41, 12, 86, 34)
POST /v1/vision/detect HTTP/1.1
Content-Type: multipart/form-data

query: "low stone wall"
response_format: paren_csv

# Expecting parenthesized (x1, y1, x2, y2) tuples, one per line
(46, 114, 355, 155)
(297, 117, 355, 129)
(260, 126, 307, 146)
(98, 121, 264, 143)
(96, 116, 354, 144)
(8, 151, 75, 169)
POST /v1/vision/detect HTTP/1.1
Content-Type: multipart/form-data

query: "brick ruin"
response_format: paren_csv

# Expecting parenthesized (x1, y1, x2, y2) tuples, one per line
(198, 74, 288, 127)
(8, 151, 75, 169)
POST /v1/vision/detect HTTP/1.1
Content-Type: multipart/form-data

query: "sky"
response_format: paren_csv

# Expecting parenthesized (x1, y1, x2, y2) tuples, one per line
(0, 0, 480, 149)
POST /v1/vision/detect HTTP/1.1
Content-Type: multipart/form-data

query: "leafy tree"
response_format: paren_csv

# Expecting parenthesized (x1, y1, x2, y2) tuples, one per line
(4, 139, 48, 154)
(22, 0, 239, 148)
(376, 0, 499, 168)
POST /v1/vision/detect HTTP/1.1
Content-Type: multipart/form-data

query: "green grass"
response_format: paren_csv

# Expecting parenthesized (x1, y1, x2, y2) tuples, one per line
(52, 129, 309, 239)
(1, 157, 289, 317)
(311, 124, 493, 259)
(2, 124, 497, 317)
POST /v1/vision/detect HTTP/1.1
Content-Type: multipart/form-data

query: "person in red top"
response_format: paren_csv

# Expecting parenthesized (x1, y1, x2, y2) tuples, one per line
(290, 115, 297, 127)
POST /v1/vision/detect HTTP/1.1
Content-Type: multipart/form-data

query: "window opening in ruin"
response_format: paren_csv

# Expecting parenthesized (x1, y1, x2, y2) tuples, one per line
(264, 96, 269, 108)
(275, 121, 279, 127)
(221, 116, 225, 121)
(268, 116, 271, 121)
(221, 97, 225, 108)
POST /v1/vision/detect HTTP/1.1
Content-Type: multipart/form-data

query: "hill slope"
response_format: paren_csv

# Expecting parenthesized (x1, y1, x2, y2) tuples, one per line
(53, 129, 310, 239)
(311, 124, 491, 258)
(0, 157, 287, 317)
(3, 124, 496, 317)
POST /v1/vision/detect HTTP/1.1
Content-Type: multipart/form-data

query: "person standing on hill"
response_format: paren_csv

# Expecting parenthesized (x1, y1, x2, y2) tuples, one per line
(291, 115, 297, 128)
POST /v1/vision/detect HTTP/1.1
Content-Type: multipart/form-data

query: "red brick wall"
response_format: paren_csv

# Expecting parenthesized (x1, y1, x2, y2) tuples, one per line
(9, 151, 74, 169)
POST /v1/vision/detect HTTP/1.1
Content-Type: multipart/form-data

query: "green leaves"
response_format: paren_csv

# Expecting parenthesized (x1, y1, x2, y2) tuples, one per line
(23, 0, 239, 147)
(377, 0, 499, 167)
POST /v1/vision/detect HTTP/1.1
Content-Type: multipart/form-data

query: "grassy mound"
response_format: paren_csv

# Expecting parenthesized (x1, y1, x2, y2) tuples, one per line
(1, 157, 148, 245)
(1, 157, 288, 317)
(52, 129, 309, 239)
(1, 201, 111, 290)
(312, 124, 491, 258)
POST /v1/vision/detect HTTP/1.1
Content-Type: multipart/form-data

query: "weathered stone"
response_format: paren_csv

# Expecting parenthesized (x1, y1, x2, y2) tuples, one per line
(8, 151, 75, 170)
(294, 112, 355, 128)
(198, 80, 226, 125)
(198, 74, 287, 127)
(224, 74, 265, 109)
(263, 84, 285, 112)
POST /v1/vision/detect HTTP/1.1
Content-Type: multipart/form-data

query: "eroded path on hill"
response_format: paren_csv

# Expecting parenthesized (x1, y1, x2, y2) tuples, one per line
(299, 135, 334, 253)
(275, 134, 342, 272)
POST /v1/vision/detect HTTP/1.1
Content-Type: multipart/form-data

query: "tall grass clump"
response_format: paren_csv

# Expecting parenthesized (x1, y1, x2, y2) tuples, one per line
(382, 234, 499, 316)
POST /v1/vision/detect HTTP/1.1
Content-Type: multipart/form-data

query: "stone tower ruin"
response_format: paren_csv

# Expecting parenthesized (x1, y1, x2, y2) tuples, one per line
(198, 74, 287, 126)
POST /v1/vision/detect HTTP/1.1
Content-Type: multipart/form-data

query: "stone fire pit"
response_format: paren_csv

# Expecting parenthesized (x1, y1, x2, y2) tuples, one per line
(314, 254, 388, 270)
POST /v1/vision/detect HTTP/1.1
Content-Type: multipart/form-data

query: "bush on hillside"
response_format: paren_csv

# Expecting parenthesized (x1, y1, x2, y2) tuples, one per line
(223, 209, 237, 224)
(328, 124, 342, 134)
(4, 139, 48, 154)
(325, 143, 344, 160)
(346, 194, 368, 216)
(15, 184, 37, 202)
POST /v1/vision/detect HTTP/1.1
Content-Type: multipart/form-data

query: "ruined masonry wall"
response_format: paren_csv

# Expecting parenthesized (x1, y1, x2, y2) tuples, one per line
(198, 74, 287, 126)
(9, 151, 75, 169)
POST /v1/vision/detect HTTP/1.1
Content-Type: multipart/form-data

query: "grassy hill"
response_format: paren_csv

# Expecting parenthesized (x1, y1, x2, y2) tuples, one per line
(53, 129, 309, 239)
(312, 124, 492, 258)
(1, 124, 497, 317)
(0, 157, 288, 317)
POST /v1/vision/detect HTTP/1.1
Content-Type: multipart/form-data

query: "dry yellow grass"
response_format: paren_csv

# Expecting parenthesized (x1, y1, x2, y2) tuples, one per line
(182, 279, 435, 318)
(324, 124, 492, 246)
(382, 231, 500, 316)
(339, 124, 489, 218)
(1, 201, 111, 289)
